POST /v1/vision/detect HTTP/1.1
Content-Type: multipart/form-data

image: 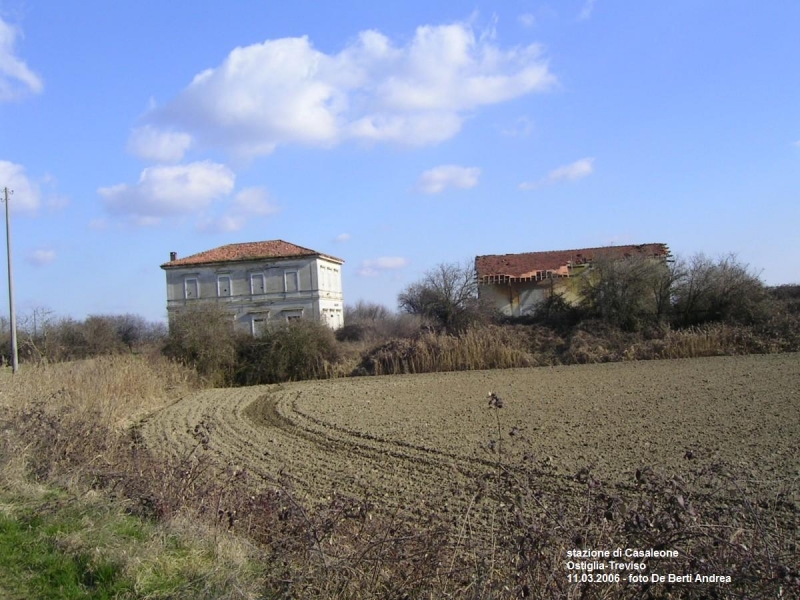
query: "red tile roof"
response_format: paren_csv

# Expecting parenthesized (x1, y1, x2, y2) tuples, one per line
(161, 240, 344, 268)
(476, 243, 669, 282)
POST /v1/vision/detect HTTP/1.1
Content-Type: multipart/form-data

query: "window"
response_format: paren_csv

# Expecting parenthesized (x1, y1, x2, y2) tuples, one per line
(283, 309, 303, 322)
(217, 275, 231, 297)
(284, 270, 299, 293)
(250, 273, 266, 295)
(251, 317, 268, 336)
(184, 278, 199, 299)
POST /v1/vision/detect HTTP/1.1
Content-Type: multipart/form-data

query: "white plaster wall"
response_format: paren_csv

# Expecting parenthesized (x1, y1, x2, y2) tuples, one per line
(165, 256, 345, 330)
(478, 282, 548, 317)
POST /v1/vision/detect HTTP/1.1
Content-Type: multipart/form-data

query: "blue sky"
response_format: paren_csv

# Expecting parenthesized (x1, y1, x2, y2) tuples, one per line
(1, 1, 798, 323)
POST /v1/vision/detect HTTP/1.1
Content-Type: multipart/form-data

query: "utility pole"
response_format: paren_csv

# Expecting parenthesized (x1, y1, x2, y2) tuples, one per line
(2, 187, 18, 374)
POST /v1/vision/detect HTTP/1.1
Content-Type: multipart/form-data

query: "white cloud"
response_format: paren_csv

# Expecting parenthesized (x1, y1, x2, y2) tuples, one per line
(231, 187, 279, 216)
(127, 125, 193, 162)
(144, 21, 555, 156)
(0, 17, 43, 101)
(0, 160, 41, 213)
(519, 157, 595, 190)
(333, 233, 351, 243)
(199, 186, 280, 233)
(88, 218, 108, 230)
(197, 214, 245, 234)
(347, 112, 463, 146)
(793, 140, 800, 148)
(416, 165, 481, 194)
(99, 160, 235, 223)
(358, 256, 408, 277)
(27, 249, 55, 266)
(579, 0, 597, 20)
(517, 14, 536, 28)
(547, 157, 595, 181)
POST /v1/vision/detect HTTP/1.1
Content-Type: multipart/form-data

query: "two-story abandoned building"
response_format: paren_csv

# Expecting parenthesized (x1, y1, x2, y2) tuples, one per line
(161, 240, 344, 333)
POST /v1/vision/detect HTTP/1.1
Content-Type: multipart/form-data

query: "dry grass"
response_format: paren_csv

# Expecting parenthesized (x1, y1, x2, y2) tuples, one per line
(0, 353, 197, 428)
(353, 320, 798, 376)
(0, 354, 199, 490)
(356, 325, 538, 375)
(658, 323, 780, 358)
(0, 354, 270, 599)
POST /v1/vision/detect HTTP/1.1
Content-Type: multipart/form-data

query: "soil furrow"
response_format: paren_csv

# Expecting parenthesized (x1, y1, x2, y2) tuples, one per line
(141, 354, 800, 539)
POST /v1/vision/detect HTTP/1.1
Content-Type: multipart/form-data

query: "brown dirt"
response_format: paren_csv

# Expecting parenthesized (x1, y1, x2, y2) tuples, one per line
(141, 353, 800, 535)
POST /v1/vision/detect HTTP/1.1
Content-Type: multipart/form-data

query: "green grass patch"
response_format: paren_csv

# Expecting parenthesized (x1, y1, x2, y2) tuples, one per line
(0, 506, 131, 599)
(0, 488, 263, 599)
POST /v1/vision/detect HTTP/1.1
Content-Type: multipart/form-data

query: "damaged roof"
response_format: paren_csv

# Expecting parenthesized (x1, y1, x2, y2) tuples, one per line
(475, 243, 669, 282)
(161, 239, 344, 268)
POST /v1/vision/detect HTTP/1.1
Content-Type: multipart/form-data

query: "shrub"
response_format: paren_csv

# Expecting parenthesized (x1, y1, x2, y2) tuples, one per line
(15, 311, 168, 364)
(344, 300, 392, 323)
(672, 253, 768, 326)
(769, 283, 800, 306)
(766, 284, 800, 344)
(337, 301, 393, 343)
(234, 320, 340, 385)
(334, 322, 369, 342)
(579, 256, 677, 331)
(504, 292, 584, 331)
(336, 305, 433, 344)
(162, 303, 236, 385)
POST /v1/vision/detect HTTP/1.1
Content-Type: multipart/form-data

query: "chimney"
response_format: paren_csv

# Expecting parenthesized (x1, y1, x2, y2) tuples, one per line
(170, 251, 177, 262)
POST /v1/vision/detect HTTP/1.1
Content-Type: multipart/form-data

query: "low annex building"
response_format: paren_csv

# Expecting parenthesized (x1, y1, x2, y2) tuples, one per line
(475, 243, 670, 317)
(161, 240, 344, 333)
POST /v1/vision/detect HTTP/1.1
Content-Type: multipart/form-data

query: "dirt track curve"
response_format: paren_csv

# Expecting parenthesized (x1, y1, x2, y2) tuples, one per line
(141, 354, 800, 531)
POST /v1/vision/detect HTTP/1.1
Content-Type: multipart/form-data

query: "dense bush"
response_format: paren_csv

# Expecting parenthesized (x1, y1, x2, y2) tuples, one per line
(574, 252, 773, 331)
(578, 256, 680, 330)
(336, 305, 432, 343)
(3, 309, 166, 364)
(162, 303, 236, 385)
(769, 283, 800, 308)
(505, 292, 583, 331)
(672, 253, 768, 326)
(234, 320, 340, 385)
(344, 300, 392, 323)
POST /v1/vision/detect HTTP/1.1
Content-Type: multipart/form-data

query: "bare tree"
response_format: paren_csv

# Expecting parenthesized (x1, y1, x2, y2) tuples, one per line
(398, 261, 490, 332)
(344, 301, 392, 323)
(579, 256, 677, 330)
(673, 253, 766, 325)
(18, 306, 56, 364)
(650, 257, 686, 323)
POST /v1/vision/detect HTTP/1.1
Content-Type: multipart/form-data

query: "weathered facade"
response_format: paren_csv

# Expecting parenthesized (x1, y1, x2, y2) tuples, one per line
(476, 244, 670, 317)
(161, 240, 344, 333)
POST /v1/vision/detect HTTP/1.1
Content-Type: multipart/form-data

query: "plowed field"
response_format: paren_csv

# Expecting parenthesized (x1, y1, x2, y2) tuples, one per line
(141, 354, 800, 535)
